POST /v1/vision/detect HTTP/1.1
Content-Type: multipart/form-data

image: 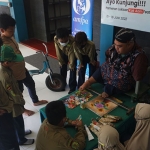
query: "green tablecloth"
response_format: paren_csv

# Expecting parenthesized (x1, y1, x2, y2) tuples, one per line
(40, 83, 137, 150)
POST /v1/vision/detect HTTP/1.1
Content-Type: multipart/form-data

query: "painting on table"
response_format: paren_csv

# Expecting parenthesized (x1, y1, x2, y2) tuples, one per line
(86, 95, 118, 116)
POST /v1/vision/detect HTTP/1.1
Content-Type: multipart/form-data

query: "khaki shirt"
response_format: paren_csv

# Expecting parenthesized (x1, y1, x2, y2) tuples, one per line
(35, 119, 86, 150)
(54, 35, 76, 69)
(73, 40, 96, 65)
(1, 35, 26, 80)
(0, 81, 13, 113)
(0, 65, 25, 117)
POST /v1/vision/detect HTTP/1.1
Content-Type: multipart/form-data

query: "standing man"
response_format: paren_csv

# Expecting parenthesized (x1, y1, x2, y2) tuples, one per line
(79, 28, 148, 98)
(0, 13, 48, 116)
(73, 32, 97, 88)
(0, 38, 20, 150)
(54, 28, 77, 94)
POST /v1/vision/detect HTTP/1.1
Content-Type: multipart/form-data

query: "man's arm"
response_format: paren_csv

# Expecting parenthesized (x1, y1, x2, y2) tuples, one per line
(79, 77, 96, 91)
(1, 72, 25, 106)
(54, 37, 66, 66)
(59, 121, 86, 150)
(132, 53, 148, 81)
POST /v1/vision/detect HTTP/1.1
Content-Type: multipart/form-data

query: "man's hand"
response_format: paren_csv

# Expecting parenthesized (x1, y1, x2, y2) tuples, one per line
(90, 61, 97, 66)
(78, 65, 84, 71)
(71, 120, 83, 128)
(0, 109, 7, 116)
(79, 84, 86, 91)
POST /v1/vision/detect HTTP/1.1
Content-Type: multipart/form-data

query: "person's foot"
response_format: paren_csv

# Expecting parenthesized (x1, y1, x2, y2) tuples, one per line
(19, 139, 34, 145)
(25, 129, 32, 135)
(101, 92, 109, 98)
(33, 100, 48, 106)
(23, 109, 35, 116)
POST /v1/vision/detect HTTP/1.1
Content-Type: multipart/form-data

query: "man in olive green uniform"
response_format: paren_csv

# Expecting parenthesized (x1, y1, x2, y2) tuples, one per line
(0, 45, 34, 145)
(0, 39, 20, 150)
(0, 13, 48, 116)
(73, 32, 97, 88)
(54, 28, 77, 94)
(35, 100, 86, 150)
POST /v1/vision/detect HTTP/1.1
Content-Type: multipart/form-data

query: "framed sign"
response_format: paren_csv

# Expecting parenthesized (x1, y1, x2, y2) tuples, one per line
(101, 0, 150, 32)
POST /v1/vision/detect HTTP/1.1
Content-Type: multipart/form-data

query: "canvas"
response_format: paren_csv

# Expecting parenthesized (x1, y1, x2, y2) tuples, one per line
(61, 90, 93, 109)
(86, 95, 118, 116)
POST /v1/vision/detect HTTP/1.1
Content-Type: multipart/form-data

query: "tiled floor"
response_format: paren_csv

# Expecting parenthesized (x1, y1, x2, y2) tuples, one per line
(19, 44, 71, 150)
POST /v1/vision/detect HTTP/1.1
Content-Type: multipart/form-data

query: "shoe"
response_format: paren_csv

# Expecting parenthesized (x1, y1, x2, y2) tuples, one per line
(68, 90, 75, 94)
(19, 139, 34, 145)
(25, 129, 32, 135)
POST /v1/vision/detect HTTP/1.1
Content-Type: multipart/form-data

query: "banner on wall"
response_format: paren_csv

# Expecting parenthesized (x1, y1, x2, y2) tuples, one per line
(101, 0, 150, 32)
(71, 0, 94, 40)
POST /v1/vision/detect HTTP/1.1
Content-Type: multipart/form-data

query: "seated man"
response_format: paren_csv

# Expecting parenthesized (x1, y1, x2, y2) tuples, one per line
(79, 28, 148, 98)
(35, 100, 86, 150)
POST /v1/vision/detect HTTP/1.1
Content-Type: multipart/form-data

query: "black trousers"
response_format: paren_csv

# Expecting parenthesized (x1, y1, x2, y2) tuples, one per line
(17, 69, 39, 103)
(0, 113, 20, 150)
(60, 53, 77, 91)
(77, 55, 97, 88)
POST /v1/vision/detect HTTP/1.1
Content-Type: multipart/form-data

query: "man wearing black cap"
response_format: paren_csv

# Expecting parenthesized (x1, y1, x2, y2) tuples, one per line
(79, 28, 148, 98)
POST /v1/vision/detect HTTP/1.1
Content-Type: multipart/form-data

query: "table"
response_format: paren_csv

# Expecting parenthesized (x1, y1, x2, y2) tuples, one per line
(40, 83, 137, 150)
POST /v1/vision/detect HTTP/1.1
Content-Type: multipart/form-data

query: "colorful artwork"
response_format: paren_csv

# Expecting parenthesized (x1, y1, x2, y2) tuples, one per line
(86, 95, 118, 116)
(61, 90, 93, 109)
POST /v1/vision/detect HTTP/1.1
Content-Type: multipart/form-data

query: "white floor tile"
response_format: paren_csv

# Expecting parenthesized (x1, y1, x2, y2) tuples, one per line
(19, 44, 36, 57)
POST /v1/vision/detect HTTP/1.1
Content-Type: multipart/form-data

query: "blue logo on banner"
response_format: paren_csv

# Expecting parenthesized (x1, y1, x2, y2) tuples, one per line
(73, 0, 90, 15)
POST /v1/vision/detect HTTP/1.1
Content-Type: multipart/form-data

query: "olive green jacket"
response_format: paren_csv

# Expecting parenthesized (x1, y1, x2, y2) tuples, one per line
(54, 35, 76, 69)
(0, 81, 13, 113)
(0, 65, 25, 117)
(73, 40, 96, 65)
(1, 35, 26, 80)
(35, 119, 86, 150)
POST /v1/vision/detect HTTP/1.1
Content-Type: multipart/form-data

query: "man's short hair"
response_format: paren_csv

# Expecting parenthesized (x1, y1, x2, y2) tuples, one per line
(45, 100, 66, 125)
(115, 28, 135, 43)
(56, 28, 69, 39)
(75, 32, 88, 46)
(0, 13, 16, 30)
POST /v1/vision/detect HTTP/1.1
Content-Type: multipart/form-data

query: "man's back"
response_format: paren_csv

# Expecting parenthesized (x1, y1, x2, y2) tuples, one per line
(35, 119, 86, 150)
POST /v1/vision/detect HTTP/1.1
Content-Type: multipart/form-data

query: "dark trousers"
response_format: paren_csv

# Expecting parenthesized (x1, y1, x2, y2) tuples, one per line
(17, 69, 39, 103)
(0, 113, 20, 150)
(60, 53, 77, 91)
(78, 55, 97, 88)
(13, 114, 27, 145)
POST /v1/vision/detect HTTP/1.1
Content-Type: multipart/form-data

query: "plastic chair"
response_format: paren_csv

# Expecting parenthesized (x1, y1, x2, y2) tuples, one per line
(125, 47, 150, 102)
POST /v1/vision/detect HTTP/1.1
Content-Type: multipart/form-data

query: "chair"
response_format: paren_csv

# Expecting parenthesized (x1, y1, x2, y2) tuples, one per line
(125, 47, 150, 102)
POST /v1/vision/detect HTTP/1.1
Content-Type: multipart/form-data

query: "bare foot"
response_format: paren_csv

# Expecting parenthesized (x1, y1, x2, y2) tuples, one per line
(101, 92, 109, 98)
(33, 100, 48, 106)
(24, 109, 35, 116)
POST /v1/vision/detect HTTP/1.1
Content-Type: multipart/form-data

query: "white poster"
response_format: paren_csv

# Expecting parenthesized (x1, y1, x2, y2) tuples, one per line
(101, 0, 150, 32)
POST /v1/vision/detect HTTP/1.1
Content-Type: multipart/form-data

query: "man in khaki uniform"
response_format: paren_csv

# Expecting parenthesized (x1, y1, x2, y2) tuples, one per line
(54, 28, 77, 94)
(0, 45, 34, 145)
(0, 39, 20, 150)
(35, 100, 86, 150)
(73, 32, 97, 88)
(0, 13, 48, 116)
